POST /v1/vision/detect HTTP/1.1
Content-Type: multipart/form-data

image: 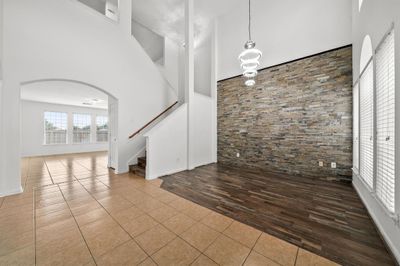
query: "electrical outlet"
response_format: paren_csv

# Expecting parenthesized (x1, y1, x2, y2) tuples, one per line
(236, 153, 240, 158)
(319, 161, 324, 167)
(331, 162, 337, 169)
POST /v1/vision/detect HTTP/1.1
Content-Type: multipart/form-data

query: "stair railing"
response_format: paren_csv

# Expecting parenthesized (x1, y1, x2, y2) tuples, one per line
(128, 101, 178, 139)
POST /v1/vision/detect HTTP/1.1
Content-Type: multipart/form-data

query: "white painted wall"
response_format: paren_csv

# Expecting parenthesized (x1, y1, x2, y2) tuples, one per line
(131, 19, 164, 63)
(144, 104, 188, 180)
(143, 93, 214, 180)
(216, 0, 352, 80)
(193, 93, 214, 167)
(21, 100, 108, 157)
(194, 33, 212, 96)
(0, 0, 5, 195)
(78, 0, 105, 14)
(352, 0, 400, 262)
(163, 37, 180, 95)
(0, 0, 3, 79)
(0, 0, 176, 195)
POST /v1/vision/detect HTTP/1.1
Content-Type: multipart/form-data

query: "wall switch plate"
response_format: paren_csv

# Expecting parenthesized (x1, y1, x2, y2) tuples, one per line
(236, 153, 240, 158)
(319, 161, 324, 167)
(331, 162, 337, 169)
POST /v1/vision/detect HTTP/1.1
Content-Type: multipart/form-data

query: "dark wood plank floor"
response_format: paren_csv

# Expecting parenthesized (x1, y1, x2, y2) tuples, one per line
(160, 163, 396, 266)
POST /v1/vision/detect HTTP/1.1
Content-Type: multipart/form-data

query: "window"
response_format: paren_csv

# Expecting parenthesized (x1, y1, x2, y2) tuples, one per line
(376, 29, 395, 213)
(96, 116, 108, 142)
(73, 114, 91, 144)
(359, 60, 374, 188)
(353, 82, 360, 171)
(44, 112, 68, 144)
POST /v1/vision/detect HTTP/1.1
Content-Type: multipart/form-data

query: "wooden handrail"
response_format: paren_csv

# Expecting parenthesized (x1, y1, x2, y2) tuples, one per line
(128, 101, 178, 139)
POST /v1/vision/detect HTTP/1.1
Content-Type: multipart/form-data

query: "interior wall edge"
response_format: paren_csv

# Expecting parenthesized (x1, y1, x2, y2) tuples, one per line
(353, 175, 400, 264)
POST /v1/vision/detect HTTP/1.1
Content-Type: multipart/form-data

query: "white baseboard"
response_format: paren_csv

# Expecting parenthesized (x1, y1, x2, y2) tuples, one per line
(353, 176, 400, 263)
(147, 167, 188, 180)
(0, 186, 24, 197)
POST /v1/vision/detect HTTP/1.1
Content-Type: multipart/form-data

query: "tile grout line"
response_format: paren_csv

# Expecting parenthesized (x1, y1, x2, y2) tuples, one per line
(176, 215, 233, 265)
(43, 160, 55, 186)
(79, 177, 215, 264)
(74, 178, 155, 265)
(33, 187, 37, 266)
(241, 231, 263, 266)
(56, 183, 98, 266)
(294, 247, 300, 266)
(0, 196, 4, 209)
(31, 155, 282, 265)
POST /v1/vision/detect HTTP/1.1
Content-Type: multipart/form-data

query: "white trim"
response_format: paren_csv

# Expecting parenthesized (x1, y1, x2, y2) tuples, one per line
(146, 167, 187, 181)
(353, 173, 400, 263)
(114, 166, 128, 175)
(0, 186, 23, 197)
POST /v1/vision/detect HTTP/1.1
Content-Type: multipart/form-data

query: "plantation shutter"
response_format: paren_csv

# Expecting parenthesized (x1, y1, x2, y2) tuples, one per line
(353, 82, 360, 171)
(376, 29, 395, 213)
(359, 60, 374, 188)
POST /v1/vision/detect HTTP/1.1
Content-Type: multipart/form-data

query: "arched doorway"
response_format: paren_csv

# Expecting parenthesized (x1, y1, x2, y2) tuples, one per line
(20, 79, 118, 174)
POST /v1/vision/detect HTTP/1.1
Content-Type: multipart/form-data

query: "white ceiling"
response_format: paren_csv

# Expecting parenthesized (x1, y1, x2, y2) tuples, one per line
(21, 81, 108, 109)
(131, 0, 242, 45)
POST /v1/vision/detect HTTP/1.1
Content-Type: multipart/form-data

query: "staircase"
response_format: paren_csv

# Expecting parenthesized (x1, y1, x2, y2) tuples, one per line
(129, 156, 146, 177)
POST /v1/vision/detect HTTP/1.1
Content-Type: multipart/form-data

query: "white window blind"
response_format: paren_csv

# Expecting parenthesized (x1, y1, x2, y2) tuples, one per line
(44, 112, 68, 144)
(353, 82, 360, 171)
(359, 60, 374, 188)
(376, 29, 395, 213)
(96, 116, 108, 142)
(73, 114, 92, 144)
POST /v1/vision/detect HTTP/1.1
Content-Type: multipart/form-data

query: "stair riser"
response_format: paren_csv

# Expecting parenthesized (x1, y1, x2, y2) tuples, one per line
(133, 170, 145, 177)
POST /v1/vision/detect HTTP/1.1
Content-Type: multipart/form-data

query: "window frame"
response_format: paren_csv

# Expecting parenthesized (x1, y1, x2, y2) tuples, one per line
(375, 27, 396, 214)
(359, 57, 375, 190)
(95, 115, 109, 143)
(356, 24, 398, 218)
(72, 113, 93, 144)
(43, 111, 69, 146)
(353, 81, 360, 173)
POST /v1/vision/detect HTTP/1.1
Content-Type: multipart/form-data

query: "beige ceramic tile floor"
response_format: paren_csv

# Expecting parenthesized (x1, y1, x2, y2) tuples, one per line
(0, 152, 340, 265)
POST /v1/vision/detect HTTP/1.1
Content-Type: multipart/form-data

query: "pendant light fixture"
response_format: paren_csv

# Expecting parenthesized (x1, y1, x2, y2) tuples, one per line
(238, 0, 262, 86)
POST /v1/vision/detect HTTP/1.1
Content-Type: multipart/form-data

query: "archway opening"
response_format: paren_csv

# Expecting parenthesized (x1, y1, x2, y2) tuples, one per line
(19, 79, 118, 187)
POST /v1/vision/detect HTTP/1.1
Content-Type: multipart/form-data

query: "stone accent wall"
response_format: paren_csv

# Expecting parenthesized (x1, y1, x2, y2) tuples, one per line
(217, 46, 353, 181)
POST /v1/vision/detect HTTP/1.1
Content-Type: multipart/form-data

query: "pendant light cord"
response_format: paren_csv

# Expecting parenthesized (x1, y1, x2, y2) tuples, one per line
(248, 0, 251, 41)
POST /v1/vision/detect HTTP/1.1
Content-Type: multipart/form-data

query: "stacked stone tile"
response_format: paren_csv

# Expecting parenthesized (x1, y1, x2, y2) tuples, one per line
(217, 47, 353, 182)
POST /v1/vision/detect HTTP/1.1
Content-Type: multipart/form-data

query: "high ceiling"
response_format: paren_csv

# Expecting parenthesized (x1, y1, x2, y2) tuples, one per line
(131, 0, 242, 45)
(21, 81, 108, 109)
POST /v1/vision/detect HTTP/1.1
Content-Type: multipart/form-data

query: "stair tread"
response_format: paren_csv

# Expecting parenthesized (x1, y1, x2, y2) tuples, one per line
(129, 164, 145, 178)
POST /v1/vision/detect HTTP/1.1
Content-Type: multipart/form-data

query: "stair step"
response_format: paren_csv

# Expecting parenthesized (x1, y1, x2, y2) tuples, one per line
(138, 156, 147, 168)
(129, 165, 145, 178)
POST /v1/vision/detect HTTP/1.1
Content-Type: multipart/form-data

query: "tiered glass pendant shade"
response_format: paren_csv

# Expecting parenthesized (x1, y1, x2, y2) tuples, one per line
(239, 41, 262, 86)
(238, 1, 262, 86)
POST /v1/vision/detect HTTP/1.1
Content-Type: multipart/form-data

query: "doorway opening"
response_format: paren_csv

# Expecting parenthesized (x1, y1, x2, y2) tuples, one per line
(20, 80, 118, 182)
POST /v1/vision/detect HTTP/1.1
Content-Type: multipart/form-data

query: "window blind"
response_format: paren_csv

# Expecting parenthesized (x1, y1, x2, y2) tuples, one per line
(359, 60, 374, 188)
(353, 82, 360, 171)
(376, 29, 395, 213)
